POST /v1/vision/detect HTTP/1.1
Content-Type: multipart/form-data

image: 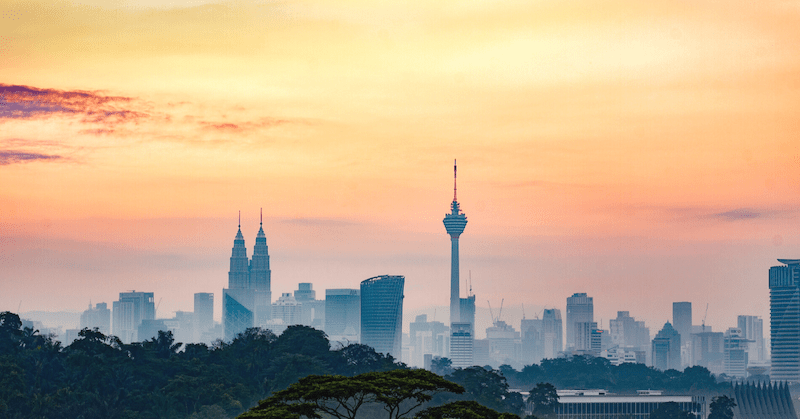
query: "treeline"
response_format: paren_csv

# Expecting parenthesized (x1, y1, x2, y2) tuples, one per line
(1, 311, 728, 419)
(433, 355, 730, 394)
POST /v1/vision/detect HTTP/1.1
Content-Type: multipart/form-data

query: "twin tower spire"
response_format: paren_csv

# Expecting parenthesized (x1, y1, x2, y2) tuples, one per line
(228, 209, 271, 292)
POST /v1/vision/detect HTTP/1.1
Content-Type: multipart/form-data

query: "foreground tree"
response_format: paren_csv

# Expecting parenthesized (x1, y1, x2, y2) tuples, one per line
(415, 400, 520, 419)
(708, 395, 736, 419)
(240, 369, 465, 419)
(527, 383, 559, 418)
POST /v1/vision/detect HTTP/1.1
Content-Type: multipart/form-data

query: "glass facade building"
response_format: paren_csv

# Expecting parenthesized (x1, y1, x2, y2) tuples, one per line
(360, 275, 404, 358)
(769, 259, 800, 382)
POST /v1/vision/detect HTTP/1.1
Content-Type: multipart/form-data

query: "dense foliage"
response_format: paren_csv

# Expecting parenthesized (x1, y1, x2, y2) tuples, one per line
(1, 310, 730, 419)
(492, 355, 729, 393)
(0, 311, 400, 419)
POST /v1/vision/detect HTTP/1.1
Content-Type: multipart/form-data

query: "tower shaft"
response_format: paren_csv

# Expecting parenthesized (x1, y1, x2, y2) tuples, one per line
(450, 236, 460, 325)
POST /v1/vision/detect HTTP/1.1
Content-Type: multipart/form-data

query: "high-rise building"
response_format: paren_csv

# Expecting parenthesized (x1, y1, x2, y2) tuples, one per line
(294, 283, 316, 302)
(223, 212, 273, 341)
(724, 327, 748, 378)
(250, 213, 272, 326)
(443, 160, 467, 326)
(769, 259, 800, 382)
(566, 293, 593, 350)
(112, 291, 155, 343)
(672, 302, 692, 351)
(409, 314, 449, 368)
(738, 315, 765, 363)
(272, 292, 301, 326)
(692, 330, 724, 373)
(652, 322, 681, 371)
(450, 322, 474, 368)
(325, 288, 360, 341)
(609, 311, 650, 351)
(360, 275, 404, 358)
(194, 293, 214, 343)
(520, 308, 563, 365)
(80, 302, 111, 335)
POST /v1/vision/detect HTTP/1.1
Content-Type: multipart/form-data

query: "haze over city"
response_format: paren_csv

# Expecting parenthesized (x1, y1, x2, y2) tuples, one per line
(2, 0, 800, 336)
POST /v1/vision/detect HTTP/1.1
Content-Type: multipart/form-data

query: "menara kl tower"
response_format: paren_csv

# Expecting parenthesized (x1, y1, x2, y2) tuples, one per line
(443, 160, 475, 328)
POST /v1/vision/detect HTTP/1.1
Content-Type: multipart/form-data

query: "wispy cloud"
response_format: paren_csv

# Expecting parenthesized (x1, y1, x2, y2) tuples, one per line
(0, 84, 148, 127)
(0, 150, 62, 165)
(712, 208, 761, 220)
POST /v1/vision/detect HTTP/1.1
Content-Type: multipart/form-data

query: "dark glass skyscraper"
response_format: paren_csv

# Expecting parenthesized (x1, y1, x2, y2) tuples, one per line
(360, 275, 404, 358)
(769, 259, 800, 382)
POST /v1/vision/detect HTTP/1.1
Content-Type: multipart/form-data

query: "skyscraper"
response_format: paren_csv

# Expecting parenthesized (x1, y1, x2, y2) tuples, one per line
(723, 327, 748, 378)
(443, 160, 467, 326)
(672, 302, 692, 346)
(223, 211, 274, 341)
(112, 291, 155, 343)
(194, 292, 214, 343)
(738, 315, 765, 363)
(360, 275, 404, 358)
(652, 322, 681, 371)
(325, 288, 360, 340)
(80, 302, 111, 335)
(566, 293, 593, 350)
(769, 259, 800, 382)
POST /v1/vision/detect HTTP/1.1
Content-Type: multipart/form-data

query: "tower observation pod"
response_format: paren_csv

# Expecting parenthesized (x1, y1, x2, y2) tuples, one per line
(443, 160, 467, 326)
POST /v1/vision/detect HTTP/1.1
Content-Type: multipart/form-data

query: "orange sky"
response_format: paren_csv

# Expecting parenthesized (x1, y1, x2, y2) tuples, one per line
(1, 0, 799, 336)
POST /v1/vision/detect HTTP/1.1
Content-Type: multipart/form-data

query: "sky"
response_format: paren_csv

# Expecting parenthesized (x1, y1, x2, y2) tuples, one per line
(1, 0, 799, 337)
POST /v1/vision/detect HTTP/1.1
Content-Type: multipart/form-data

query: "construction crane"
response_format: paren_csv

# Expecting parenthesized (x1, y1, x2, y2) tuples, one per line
(702, 303, 709, 332)
(497, 299, 504, 323)
(521, 304, 526, 320)
(488, 300, 495, 324)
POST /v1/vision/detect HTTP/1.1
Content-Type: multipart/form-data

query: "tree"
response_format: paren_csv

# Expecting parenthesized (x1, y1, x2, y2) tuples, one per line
(415, 400, 520, 419)
(649, 402, 696, 419)
(446, 367, 509, 412)
(240, 369, 465, 419)
(430, 357, 453, 376)
(527, 383, 558, 418)
(708, 396, 735, 419)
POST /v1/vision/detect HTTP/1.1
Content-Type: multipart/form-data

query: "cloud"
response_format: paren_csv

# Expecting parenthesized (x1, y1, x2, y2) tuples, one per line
(712, 208, 761, 220)
(0, 84, 148, 126)
(0, 150, 62, 165)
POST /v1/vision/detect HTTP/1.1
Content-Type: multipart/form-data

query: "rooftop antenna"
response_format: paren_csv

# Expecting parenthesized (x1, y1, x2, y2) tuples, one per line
(469, 270, 473, 297)
(522, 304, 526, 320)
(260, 207, 263, 226)
(702, 303, 709, 332)
(453, 159, 457, 201)
(238, 210, 241, 229)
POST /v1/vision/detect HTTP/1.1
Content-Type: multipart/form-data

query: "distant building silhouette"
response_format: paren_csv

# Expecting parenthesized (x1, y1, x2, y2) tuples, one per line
(769, 258, 800, 382)
(738, 314, 765, 363)
(113, 291, 155, 343)
(295, 283, 325, 329)
(609, 311, 650, 353)
(223, 212, 272, 341)
(672, 302, 692, 367)
(325, 288, 360, 343)
(485, 320, 519, 367)
(360, 275, 404, 358)
(272, 292, 301, 326)
(652, 322, 681, 371)
(443, 160, 468, 326)
(450, 322, 473, 368)
(409, 314, 449, 368)
(193, 292, 214, 343)
(723, 327, 748, 378)
(566, 293, 593, 350)
(691, 329, 723, 374)
(80, 302, 111, 335)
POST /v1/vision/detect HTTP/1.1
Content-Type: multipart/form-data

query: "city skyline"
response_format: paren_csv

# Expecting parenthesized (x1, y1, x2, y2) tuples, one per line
(2, 0, 800, 336)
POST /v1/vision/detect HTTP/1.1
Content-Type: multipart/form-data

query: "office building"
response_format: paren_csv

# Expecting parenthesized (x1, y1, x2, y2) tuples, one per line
(738, 315, 765, 363)
(609, 311, 650, 351)
(223, 212, 273, 341)
(325, 288, 360, 341)
(80, 302, 111, 335)
(486, 320, 520, 367)
(769, 259, 800, 382)
(194, 293, 214, 343)
(450, 322, 474, 368)
(409, 315, 449, 368)
(672, 302, 692, 345)
(294, 283, 316, 302)
(113, 291, 155, 343)
(692, 330, 724, 374)
(272, 293, 301, 326)
(531, 390, 705, 419)
(138, 319, 168, 342)
(724, 327, 748, 378)
(652, 322, 681, 371)
(566, 293, 593, 350)
(360, 275, 404, 358)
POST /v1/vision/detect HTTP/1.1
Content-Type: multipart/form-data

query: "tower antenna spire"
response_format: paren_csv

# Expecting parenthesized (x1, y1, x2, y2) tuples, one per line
(260, 207, 263, 226)
(238, 210, 241, 229)
(454, 159, 457, 201)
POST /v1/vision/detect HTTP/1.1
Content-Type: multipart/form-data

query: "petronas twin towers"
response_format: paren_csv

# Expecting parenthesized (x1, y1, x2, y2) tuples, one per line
(223, 213, 272, 340)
